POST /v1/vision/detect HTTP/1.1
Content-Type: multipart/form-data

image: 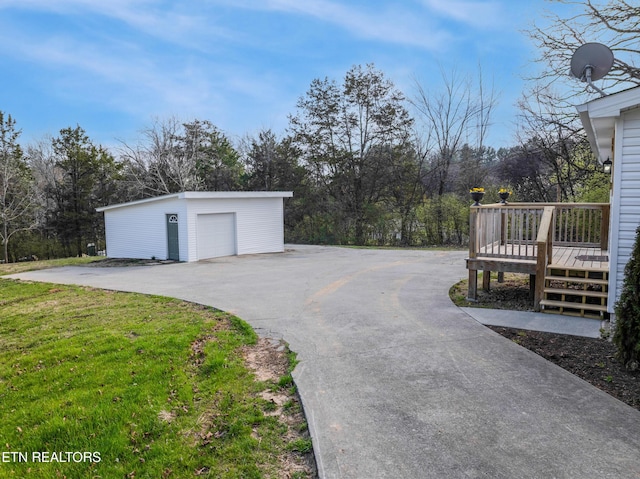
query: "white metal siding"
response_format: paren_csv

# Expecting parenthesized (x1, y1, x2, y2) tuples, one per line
(235, 198, 284, 255)
(185, 197, 284, 261)
(610, 108, 640, 310)
(102, 198, 187, 260)
(100, 192, 289, 262)
(196, 213, 237, 259)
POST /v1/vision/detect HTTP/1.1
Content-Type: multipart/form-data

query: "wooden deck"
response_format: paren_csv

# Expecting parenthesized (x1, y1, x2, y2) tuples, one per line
(467, 202, 610, 313)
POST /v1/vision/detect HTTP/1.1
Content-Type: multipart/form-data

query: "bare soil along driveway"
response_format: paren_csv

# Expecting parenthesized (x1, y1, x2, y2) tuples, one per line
(10, 245, 640, 479)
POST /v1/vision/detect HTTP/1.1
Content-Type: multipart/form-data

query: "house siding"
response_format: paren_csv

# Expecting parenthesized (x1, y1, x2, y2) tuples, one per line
(610, 108, 640, 309)
(103, 197, 188, 260)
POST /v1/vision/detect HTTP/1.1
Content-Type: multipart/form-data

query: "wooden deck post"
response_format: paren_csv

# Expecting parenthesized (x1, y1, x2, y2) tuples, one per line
(468, 268, 478, 301)
(534, 260, 545, 311)
(469, 207, 478, 260)
(529, 274, 535, 300)
(482, 270, 491, 291)
(500, 208, 506, 246)
(467, 207, 479, 301)
(601, 204, 610, 250)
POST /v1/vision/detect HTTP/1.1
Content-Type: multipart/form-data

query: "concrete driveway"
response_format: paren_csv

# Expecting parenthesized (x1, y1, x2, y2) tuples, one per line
(10, 245, 640, 478)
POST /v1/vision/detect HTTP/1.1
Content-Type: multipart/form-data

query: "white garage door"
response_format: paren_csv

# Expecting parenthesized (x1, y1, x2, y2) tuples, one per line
(197, 213, 236, 259)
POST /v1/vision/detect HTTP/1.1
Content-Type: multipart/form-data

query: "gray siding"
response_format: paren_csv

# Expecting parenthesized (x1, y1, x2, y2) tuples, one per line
(611, 108, 640, 307)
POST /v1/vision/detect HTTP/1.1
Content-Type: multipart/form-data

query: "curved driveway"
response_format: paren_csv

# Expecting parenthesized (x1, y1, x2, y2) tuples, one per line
(11, 245, 640, 478)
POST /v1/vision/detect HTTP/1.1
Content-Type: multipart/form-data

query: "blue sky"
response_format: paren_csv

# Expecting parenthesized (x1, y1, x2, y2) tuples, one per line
(0, 0, 572, 150)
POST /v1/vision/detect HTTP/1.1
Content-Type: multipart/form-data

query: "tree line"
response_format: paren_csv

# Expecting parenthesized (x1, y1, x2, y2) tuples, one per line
(6, 0, 639, 263)
(11, 0, 640, 262)
(0, 61, 610, 262)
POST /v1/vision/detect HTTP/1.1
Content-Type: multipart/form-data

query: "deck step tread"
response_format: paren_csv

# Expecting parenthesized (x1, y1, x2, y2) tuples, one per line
(547, 267, 608, 278)
(544, 288, 608, 298)
(539, 299, 608, 312)
(541, 309, 604, 319)
(545, 275, 608, 285)
(548, 265, 609, 272)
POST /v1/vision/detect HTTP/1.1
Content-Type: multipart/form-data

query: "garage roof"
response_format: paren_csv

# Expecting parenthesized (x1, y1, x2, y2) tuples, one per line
(97, 191, 293, 212)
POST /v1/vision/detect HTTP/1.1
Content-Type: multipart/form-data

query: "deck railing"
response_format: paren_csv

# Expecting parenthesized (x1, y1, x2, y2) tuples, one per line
(469, 205, 544, 261)
(468, 202, 610, 309)
(469, 203, 610, 260)
(553, 204, 609, 247)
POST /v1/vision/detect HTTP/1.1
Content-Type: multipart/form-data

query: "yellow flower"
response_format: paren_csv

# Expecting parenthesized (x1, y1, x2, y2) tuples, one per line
(499, 188, 511, 194)
(470, 187, 485, 193)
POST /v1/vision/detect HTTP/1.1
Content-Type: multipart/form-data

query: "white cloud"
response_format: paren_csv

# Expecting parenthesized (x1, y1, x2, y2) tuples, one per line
(0, 0, 235, 49)
(0, 17, 298, 138)
(421, 0, 505, 29)
(212, 0, 454, 50)
(0, 0, 525, 148)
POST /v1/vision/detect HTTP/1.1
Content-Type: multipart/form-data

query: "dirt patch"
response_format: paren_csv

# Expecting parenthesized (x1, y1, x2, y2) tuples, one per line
(243, 337, 290, 382)
(242, 337, 318, 479)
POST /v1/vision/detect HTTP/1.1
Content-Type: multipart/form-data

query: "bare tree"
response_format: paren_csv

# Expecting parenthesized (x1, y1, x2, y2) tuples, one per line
(509, 66, 604, 203)
(508, 1, 633, 202)
(28, 135, 62, 223)
(0, 113, 39, 262)
(120, 118, 243, 198)
(412, 68, 497, 243)
(527, 0, 640, 105)
(120, 117, 198, 196)
(412, 68, 497, 196)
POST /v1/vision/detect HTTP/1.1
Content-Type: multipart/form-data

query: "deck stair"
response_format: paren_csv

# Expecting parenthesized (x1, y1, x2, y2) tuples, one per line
(540, 267, 608, 319)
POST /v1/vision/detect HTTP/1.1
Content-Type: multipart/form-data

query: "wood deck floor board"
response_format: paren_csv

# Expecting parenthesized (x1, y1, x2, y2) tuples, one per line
(472, 245, 608, 272)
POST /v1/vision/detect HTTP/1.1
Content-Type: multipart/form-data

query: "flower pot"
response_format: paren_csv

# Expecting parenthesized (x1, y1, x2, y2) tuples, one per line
(470, 191, 484, 206)
(499, 192, 510, 204)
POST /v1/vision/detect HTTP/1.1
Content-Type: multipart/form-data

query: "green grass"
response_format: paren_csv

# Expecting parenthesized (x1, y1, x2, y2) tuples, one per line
(0, 279, 304, 478)
(0, 256, 105, 276)
(337, 245, 465, 251)
(286, 439, 313, 454)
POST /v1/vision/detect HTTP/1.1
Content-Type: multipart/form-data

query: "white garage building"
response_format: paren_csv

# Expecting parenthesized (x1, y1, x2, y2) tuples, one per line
(96, 191, 293, 262)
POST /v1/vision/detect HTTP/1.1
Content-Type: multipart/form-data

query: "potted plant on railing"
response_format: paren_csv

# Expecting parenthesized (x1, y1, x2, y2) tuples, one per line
(469, 187, 485, 206)
(498, 188, 511, 204)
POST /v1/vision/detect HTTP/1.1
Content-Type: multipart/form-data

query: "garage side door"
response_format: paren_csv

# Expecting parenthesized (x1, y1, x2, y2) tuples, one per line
(197, 213, 236, 259)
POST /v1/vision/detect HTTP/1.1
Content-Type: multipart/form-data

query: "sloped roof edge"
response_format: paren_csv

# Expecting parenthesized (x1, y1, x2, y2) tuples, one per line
(96, 191, 294, 212)
(577, 85, 640, 161)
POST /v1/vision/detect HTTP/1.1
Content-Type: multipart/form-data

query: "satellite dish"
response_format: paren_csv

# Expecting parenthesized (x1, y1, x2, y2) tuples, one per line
(570, 42, 614, 96)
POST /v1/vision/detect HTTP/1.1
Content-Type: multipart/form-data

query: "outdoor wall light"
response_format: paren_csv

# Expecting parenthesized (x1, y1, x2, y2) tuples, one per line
(603, 157, 612, 174)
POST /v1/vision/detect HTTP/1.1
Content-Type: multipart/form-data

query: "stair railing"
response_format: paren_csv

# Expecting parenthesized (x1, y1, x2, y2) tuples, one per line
(535, 206, 555, 310)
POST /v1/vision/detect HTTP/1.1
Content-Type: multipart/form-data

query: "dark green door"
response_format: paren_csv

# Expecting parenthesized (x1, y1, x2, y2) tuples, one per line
(166, 214, 179, 261)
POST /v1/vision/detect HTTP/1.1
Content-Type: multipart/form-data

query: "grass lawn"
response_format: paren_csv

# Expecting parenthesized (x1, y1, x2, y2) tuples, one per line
(0, 277, 311, 478)
(0, 256, 105, 276)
